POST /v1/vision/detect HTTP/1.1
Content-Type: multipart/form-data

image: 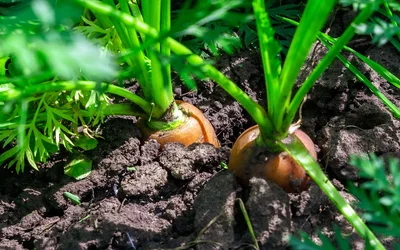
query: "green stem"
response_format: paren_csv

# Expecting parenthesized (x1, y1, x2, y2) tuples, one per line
(0, 71, 54, 87)
(0, 81, 162, 116)
(141, 0, 151, 31)
(320, 33, 400, 89)
(280, 16, 400, 118)
(142, 0, 173, 114)
(73, 0, 275, 139)
(161, 0, 171, 54)
(384, 2, 400, 41)
(145, 102, 186, 131)
(161, 0, 172, 105)
(178, 51, 274, 141)
(103, 0, 151, 100)
(18, 99, 28, 152)
(274, 0, 336, 134)
(279, 135, 384, 250)
(0, 57, 8, 76)
(102, 103, 148, 117)
(1, 103, 147, 130)
(252, 0, 280, 128)
(237, 198, 260, 250)
(128, 1, 146, 41)
(117, 0, 151, 101)
(90, 9, 113, 29)
(283, 4, 377, 131)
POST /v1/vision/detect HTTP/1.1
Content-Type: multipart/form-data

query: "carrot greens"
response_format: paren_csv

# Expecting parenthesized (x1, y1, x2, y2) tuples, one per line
(0, 0, 246, 171)
(0, 1, 396, 247)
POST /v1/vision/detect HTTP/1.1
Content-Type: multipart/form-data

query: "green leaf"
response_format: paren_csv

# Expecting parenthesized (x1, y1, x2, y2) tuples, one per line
(289, 232, 324, 250)
(0, 129, 15, 142)
(252, 0, 281, 118)
(32, 126, 52, 162)
(45, 108, 54, 139)
(25, 147, 38, 170)
(350, 154, 400, 234)
(64, 154, 92, 180)
(0, 146, 19, 162)
(220, 162, 228, 169)
(7, 157, 18, 169)
(334, 225, 352, 250)
(63, 192, 81, 205)
(60, 133, 74, 151)
(325, 46, 400, 118)
(318, 232, 337, 250)
(290, 226, 351, 250)
(54, 119, 74, 136)
(275, 0, 336, 131)
(47, 106, 77, 124)
(54, 127, 61, 146)
(380, 196, 394, 206)
(15, 154, 24, 173)
(126, 166, 136, 171)
(170, 0, 249, 56)
(74, 136, 98, 151)
(0, 0, 117, 81)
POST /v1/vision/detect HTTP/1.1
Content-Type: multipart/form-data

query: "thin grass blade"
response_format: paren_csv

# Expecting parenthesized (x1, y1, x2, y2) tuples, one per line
(319, 38, 400, 118)
(237, 198, 260, 250)
(389, 37, 400, 52)
(383, 2, 400, 41)
(320, 33, 400, 89)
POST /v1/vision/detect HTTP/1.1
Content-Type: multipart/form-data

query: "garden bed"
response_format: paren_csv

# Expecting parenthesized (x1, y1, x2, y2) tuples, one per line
(1, 13, 400, 250)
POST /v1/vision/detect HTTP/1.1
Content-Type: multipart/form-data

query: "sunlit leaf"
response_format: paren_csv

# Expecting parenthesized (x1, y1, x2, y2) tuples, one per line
(74, 136, 98, 151)
(64, 154, 92, 180)
(63, 191, 81, 205)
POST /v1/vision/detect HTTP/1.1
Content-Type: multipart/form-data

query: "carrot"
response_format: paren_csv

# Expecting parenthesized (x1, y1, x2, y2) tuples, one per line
(228, 125, 316, 192)
(138, 100, 220, 148)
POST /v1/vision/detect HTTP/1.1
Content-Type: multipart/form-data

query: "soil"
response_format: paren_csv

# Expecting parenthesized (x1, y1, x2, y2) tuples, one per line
(1, 11, 400, 250)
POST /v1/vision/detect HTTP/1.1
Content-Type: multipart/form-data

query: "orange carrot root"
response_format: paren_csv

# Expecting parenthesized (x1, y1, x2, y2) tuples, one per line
(228, 125, 316, 192)
(138, 101, 220, 148)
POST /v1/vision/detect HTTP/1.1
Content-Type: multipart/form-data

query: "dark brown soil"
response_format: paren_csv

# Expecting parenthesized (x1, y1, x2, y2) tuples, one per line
(1, 12, 400, 250)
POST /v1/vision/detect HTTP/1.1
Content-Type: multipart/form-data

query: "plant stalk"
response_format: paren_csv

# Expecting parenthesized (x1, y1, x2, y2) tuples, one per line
(161, 0, 172, 105)
(1, 103, 148, 130)
(252, 0, 280, 123)
(283, 3, 378, 131)
(104, 0, 152, 100)
(319, 38, 400, 118)
(279, 135, 385, 250)
(73, 0, 275, 139)
(273, 0, 336, 134)
(384, 2, 400, 41)
(142, 0, 174, 114)
(0, 81, 163, 116)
